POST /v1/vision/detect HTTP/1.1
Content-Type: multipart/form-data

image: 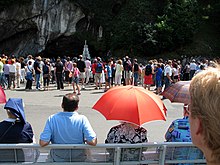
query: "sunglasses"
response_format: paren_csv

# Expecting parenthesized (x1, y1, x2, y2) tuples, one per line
(184, 104, 191, 115)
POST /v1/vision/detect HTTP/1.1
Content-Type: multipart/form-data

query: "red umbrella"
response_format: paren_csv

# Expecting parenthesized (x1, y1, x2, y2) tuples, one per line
(0, 86, 6, 104)
(161, 81, 190, 104)
(93, 85, 167, 126)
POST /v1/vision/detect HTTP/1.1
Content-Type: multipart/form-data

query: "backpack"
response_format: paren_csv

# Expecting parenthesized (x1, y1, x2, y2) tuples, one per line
(96, 62, 103, 73)
(145, 65, 152, 76)
(43, 65, 49, 74)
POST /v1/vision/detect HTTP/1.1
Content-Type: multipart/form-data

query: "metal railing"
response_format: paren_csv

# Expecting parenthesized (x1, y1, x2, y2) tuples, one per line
(0, 142, 206, 164)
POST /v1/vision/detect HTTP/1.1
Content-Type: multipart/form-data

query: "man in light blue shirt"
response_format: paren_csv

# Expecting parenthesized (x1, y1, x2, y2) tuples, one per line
(39, 93, 97, 162)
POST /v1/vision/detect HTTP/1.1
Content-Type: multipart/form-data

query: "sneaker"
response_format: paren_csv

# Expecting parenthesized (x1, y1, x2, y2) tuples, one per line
(77, 93, 81, 95)
(94, 87, 98, 90)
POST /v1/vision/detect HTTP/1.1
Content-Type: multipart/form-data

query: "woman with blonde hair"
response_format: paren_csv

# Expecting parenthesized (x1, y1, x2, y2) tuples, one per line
(189, 65, 220, 165)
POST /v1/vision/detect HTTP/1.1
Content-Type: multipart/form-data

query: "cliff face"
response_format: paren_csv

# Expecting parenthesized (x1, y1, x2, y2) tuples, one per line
(0, 0, 85, 57)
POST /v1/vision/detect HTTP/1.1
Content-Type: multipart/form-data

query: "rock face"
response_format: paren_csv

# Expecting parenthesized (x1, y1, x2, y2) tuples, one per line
(0, 0, 86, 57)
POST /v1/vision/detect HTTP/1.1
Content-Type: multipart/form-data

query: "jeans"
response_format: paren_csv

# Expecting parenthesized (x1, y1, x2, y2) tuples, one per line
(35, 74, 41, 89)
(133, 72, 139, 86)
(164, 77, 171, 90)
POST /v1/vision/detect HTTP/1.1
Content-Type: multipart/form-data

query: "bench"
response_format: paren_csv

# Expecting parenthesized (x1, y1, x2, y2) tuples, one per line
(0, 142, 206, 164)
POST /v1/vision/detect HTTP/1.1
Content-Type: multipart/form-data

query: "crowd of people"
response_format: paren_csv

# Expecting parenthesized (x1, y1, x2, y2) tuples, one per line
(0, 53, 219, 94)
(0, 53, 219, 164)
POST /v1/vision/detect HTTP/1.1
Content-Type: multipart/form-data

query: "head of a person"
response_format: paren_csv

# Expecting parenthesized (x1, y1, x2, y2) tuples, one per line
(167, 60, 172, 66)
(189, 65, 220, 163)
(118, 59, 122, 65)
(72, 62, 77, 68)
(159, 58, 163, 63)
(79, 55, 83, 60)
(97, 57, 101, 62)
(4, 98, 26, 123)
(28, 55, 32, 59)
(62, 93, 79, 112)
(28, 61, 32, 65)
(57, 57, 61, 62)
(125, 56, 129, 61)
(67, 56, 70, 61)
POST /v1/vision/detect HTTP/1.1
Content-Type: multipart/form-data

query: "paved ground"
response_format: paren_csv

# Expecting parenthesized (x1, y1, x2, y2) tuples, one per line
(0, 82, 184, 144)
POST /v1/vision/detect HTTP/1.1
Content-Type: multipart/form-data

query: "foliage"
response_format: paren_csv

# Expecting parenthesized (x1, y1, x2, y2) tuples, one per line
(79, 0, 201, 57)
(1, 0, 219, 57)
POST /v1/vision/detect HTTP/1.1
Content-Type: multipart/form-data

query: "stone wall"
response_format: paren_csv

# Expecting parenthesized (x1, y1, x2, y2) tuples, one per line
(0, 0, 85, 56)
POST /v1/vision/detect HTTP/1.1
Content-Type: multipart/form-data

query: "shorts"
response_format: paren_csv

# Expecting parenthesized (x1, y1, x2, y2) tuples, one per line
(95, 73, 102, 82)
(174, 75, 178, 80)
(124, 71, 132, 79)
(72, 77, 79, 84)
(79, 72, 85, 79)
(156, 80, 162, 87)
(106, 77, 112, 83)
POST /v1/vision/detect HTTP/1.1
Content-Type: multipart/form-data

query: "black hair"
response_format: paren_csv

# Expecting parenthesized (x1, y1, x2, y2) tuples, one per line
(62, 93, 79, 112)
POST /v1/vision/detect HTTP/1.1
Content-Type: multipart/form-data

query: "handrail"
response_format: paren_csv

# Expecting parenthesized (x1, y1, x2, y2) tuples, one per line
(0, 142, 206, 164)
(0, 142, 202, 148)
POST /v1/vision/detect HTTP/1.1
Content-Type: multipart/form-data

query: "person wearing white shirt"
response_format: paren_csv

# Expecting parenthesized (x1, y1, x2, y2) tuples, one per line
(164, 60, 173, 90)
(8, 60, 17, 89)
(16, 59, 21, 88)
(189, 59, 197, 80)
(115, 59, 124, 86)
(85, 57, 91, 84)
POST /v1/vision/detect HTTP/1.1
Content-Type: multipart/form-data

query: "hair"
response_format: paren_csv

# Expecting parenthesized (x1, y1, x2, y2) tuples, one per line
(189, 65, 220, 161)
(72, 62, 77, 67)
(118, 59, 122, 65)
(62, 93, 79, 112)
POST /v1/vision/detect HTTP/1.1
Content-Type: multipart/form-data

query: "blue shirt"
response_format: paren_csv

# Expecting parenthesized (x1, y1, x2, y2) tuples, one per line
(165, 117, 204, 164)
(156, 67, 162, 81)
(40, 111, 96, 144)
(106, 65, 112, 77)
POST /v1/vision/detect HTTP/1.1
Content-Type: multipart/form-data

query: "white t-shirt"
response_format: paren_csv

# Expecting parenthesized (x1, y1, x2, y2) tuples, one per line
(9, 64, 17, 73)
(190, 62, 197, 70)
(173, 68, 179, 76)
(16, 62, 21, 74)
(115, 64, 123, 76)
(85, 60, 91, 69)
(164, 65, 172, 76)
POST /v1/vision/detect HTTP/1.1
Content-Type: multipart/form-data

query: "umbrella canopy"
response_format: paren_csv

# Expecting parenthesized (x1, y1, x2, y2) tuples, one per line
(161, 81, 190, 104)
(93, 85, 167, 126)
(4, 98, 26, 123)
(0, 86, 6, 104)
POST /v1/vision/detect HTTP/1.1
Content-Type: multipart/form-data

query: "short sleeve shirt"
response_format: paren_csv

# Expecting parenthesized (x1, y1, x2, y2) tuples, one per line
(40, 112, 96, 144)
(164, 65, 172, 76)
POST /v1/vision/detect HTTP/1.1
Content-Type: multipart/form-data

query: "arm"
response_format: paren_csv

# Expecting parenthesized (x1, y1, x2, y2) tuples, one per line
(39, 118, 52, 147)
(39, 140, 50, 147)
(166, 73, 173, 82)
(85, 138, 97, 146)
(82, 116, 97, 146)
